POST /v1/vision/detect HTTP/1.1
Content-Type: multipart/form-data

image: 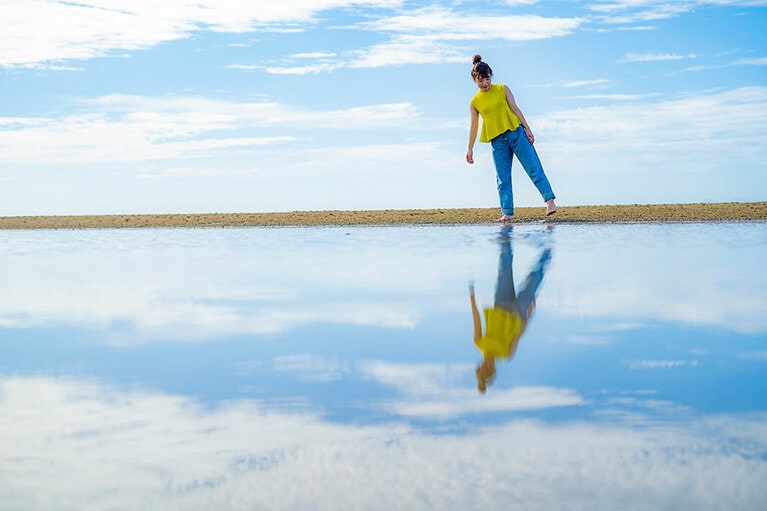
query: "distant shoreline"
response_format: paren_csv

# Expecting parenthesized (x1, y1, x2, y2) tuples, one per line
(1, 202, 765, 230)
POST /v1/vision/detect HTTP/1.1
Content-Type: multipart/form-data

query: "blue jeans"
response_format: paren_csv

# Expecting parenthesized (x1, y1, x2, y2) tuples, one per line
(494, 227, 552, 321)
(490, 126, 555, 215)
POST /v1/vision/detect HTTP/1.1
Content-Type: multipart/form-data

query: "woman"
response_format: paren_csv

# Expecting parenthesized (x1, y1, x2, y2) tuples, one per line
(466, 55, 557, 221)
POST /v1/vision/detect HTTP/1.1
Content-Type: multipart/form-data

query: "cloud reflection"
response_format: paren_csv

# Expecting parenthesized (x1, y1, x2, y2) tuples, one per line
(0, 222, 765, 348)
(2, 375, 766, 510)
(358, 360, 584, 418)
(545, 223, 767, 335)
(384, 386, 586, 418)
(273, 354, 350, 382)
(0, 228, 442, 343)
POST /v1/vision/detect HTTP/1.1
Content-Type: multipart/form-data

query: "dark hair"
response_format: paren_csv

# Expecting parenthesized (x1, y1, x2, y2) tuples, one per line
(471, 54, 493, 79)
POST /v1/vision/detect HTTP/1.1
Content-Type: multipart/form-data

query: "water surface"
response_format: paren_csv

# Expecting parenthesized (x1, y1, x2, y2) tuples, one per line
(1, 222, 766, 510)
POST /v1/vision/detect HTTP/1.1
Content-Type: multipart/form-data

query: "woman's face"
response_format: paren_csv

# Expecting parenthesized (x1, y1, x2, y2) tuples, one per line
(474, 74, 492, 92)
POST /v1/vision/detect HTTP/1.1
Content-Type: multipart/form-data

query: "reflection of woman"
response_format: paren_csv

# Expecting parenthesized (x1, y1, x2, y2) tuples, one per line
(469, 228, 551, 393)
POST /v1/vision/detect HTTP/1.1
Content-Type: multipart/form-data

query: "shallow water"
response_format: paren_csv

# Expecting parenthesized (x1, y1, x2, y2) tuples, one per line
(1, 222, 766, 510)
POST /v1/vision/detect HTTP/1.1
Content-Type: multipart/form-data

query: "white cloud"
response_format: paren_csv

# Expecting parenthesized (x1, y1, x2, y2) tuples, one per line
(0, 0, 404, 68)
(2, 216, 766, 341)
(256, 7, 583, 72)
(2, 375, 766, 510)
(357, 360, 586, 417)
(564, 92, 662, 100)
(359, 7, 582, 39)
(588, 0, 767, 24)
(1, 1, 582, 71)
(562, 78, 612, 87)
(739, 351, 767, 361)
(358, 360, 467, 395)
(525, 86, 766, 204)
(0, 275, 422, 340)
(565, 334, 614, 345)
(588, 1, 690, 23)
(541, 222, 767, 334)
(0, 225, 469, 342)
(619, 52, 697, 62)
(348, 36, 467, 69)
(386, 386, 586, 418)
(273, 354, 351, 382)
(289, 51, 339, 59)
(0, 265, 421, 343)
(680, 55, 767, 72)
(0, 94, 419, 165)
(0, 134, 479, 214)
(737, 56, 767, 65)
(231, 61, 346, 75)
(537, 86, 767, 167)
(628, 359, 699, 369)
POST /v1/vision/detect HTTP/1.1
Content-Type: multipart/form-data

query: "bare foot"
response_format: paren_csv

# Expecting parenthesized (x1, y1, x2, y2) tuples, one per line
(546, 199, 557, 216)
(496, 214, 513, 223)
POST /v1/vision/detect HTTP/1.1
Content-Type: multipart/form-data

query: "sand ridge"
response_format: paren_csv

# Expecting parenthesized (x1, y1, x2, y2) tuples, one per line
(1, 202, 765, 230)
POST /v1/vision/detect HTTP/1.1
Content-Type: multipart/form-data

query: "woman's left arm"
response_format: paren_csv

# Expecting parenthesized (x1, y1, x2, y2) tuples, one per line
(469, 283, 482, 343)
(504, 86, 534, 144)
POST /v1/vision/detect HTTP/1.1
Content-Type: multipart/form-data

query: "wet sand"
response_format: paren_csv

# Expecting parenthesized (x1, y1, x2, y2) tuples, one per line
(1, 202, 765, 229)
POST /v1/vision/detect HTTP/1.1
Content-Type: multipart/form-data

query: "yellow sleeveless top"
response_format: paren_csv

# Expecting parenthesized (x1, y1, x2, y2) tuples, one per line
(471, 84, 521, 143)
(474, 307, 524, 359)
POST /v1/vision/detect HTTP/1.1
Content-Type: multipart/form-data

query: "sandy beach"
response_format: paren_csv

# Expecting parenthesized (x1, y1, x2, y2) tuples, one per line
(1, 202, 765, 230)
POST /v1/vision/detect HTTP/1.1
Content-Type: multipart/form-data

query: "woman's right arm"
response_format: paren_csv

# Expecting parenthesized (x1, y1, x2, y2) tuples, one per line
(466, 103, 479, 164)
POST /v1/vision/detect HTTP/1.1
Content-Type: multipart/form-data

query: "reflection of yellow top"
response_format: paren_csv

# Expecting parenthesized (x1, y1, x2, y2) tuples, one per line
(471, 84, 521, 142)
(474, 307, 524, 359)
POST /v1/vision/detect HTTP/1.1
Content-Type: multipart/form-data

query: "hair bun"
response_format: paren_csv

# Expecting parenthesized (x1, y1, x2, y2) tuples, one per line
(472, 54, 482, 65)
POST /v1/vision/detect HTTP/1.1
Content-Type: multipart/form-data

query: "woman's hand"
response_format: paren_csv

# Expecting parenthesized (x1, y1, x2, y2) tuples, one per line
(467, 103, 479, 164)
(524, 126, 535, 144)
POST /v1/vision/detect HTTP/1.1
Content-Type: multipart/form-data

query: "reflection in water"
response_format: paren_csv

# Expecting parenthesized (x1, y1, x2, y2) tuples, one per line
(3, 375, 766, 510)
(2, 224, 767, 510)
(470, 226, 552, 393)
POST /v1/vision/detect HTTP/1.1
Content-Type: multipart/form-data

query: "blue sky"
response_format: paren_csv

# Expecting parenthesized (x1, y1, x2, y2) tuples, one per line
(1, 0, 766, 216)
